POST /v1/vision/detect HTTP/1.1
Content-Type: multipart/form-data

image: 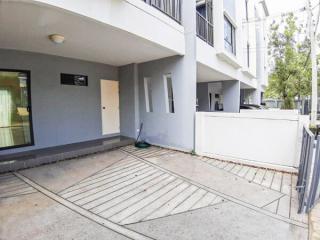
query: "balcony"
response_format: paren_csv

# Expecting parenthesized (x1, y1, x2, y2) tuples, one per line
(196, 12, 214, 47)
(196, 0, 213, 47)
(142, 0, 181, 23)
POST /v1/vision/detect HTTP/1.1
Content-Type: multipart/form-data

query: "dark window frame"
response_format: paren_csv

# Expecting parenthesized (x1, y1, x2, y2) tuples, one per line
(0, 69, 35, 151)
(224, 15, 236, 55)
(196, 3, 207, 18)
(196, 1, 214, 47)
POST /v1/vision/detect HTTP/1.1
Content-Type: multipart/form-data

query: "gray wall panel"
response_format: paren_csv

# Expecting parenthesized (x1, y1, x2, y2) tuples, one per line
(136, 0, 197, 151)
(0, 49, 118, 155)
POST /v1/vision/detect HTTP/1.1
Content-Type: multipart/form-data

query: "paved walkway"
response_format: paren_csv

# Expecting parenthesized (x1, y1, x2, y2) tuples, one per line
(0, 146, 309, 240)
(310, 203, 320, 239)
(122, 145, 307, 225)
(58, 154, 225, 225)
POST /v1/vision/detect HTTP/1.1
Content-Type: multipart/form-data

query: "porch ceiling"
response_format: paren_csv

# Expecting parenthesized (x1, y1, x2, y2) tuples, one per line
(0, 1, 177, 66)
(240, 82, 255, 89)
(197, 62, 233, 83)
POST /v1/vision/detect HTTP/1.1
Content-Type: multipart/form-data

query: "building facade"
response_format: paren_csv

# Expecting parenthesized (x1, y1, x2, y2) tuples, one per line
(0, 0, 268, 156)
(196, 0, 269, 112)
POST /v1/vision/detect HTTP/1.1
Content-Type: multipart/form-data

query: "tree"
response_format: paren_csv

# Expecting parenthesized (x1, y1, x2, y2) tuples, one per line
(266, 13, 312, 109)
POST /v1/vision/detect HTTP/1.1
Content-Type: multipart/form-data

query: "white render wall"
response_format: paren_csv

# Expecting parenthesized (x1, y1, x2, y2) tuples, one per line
(196, 38, 258, 88)
(119, 1, 198, 151)
(195, 111, 309, 172)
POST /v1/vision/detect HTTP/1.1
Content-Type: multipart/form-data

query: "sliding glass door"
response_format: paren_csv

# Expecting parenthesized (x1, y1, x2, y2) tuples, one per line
(0, 70, 33, 150)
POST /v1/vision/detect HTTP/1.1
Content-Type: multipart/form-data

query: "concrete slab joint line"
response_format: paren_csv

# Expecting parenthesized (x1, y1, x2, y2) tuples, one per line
(54, 150, 228, 226)
(13, 172, 155, 240)
(196, 153, 308, 224)
(120, 149, 308, 229)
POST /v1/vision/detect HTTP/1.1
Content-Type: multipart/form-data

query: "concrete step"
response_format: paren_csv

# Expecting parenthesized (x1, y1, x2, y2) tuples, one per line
(0, 136, 134, 173)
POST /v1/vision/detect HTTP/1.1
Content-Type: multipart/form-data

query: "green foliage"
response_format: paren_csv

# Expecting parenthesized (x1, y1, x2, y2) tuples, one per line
(266, 13, 313, 109)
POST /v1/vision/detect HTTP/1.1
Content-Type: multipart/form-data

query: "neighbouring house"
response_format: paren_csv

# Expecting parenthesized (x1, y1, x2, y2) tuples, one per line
(0, 0, 269, 158)
(196, 0, 269, 112)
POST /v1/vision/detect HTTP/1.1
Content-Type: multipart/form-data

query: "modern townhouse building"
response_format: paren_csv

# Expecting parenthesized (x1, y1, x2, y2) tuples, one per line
(196, 0, 269, 112)
(0, 0, 268, 162)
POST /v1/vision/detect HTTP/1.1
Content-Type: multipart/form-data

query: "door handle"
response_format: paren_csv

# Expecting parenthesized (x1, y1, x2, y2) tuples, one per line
(102, 107, 106, 110)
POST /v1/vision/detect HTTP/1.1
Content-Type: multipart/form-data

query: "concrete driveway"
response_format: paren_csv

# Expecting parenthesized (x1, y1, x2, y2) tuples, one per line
(0, 146, 308, 240)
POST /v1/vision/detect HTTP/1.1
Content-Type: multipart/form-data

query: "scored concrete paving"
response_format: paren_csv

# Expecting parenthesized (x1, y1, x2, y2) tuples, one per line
(0, 192, 130, 240)
(142, 151, 282, 208)
(121, 145, 308, 225)
(57, 154, 227, 225)
(19, 150, 129, 193)
(0, 173, 37, 198)
(127, 201, 307, 240)
(0, 146, 309, 240)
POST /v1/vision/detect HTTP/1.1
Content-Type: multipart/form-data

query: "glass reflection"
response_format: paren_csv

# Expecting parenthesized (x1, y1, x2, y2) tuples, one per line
(0, 71, 32, 149)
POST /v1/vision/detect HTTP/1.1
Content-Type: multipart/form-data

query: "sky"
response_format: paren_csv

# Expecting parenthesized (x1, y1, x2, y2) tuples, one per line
(264, 0, 320, 52)
(265, 0, 319, 34)
(265, 0, 305, 16)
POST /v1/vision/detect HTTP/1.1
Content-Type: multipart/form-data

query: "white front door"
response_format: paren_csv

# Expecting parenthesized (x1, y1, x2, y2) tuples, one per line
(100, 80, 120, 135)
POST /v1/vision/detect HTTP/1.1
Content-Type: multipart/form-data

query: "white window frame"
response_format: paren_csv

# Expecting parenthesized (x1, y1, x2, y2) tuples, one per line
(163, 73, 175, 113)
(144, 77, 153, 113)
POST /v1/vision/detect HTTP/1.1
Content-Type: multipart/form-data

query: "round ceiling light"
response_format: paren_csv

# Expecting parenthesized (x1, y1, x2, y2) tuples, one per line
(48, 34, 65, 44)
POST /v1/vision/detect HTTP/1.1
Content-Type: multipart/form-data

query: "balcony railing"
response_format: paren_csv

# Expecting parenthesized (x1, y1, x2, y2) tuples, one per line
(142, 0, 181, 23)
(196, 12, 214, 47)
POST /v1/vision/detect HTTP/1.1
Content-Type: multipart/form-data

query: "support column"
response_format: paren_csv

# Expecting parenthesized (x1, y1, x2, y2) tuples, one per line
(119, 63, 139, 139)
(251, 88, 262, 105)
(197, 83, 209, 112)
(222, 80, 240, 112)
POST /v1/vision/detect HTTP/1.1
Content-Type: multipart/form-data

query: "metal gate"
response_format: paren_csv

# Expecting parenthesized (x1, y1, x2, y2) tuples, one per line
(297, 126, 320, 213)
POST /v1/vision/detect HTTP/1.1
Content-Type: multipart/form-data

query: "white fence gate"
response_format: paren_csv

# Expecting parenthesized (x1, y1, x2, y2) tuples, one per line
(195, 111, 309, 172)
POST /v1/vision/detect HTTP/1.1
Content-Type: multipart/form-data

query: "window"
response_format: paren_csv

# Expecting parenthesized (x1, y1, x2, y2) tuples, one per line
(144, 77, 153, 112)
(196, 4, 206, 18)
(224, 16, 236, 55)
(164, 74, 175, 113)
(61, 73, 88, 86)
(196, 1, 214, 46)
(0, 69, 34, 150)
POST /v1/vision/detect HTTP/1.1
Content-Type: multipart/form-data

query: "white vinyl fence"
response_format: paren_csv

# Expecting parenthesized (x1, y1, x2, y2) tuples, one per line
(195, 111, 309, 172)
